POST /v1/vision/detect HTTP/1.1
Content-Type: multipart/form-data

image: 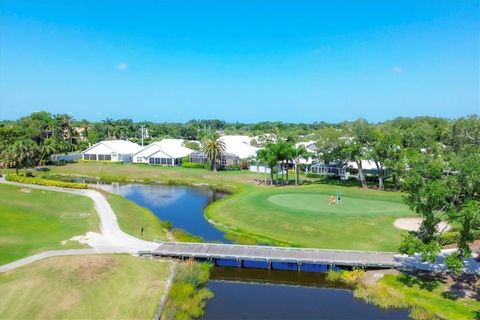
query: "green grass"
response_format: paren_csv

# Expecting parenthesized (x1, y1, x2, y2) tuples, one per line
(0, 254, 172, 319)
(43, 162, 256, 192)
(45, 162, 415, 251)
(206, 184, 415, 251)
(0, 183, 99, 265)
(104, 192, 169, 241)
(355, 273, 480, 320)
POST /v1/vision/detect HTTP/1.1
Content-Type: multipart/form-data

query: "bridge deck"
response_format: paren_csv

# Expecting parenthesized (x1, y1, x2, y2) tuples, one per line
(148, 242, 399, 268)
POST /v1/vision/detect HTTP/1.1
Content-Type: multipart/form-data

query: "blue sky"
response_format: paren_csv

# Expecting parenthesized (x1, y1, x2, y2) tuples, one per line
(0, 1, 478, 123)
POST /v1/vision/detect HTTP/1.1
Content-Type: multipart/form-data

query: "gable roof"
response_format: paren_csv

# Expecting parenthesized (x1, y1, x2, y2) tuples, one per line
(133, 139, 194, 159)
(218, 135, 258, 159)
(82, 140, 142, 155)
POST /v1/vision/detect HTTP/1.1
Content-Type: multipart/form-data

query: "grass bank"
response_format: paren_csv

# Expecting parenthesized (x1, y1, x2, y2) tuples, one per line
(327, 269, 480, 320)
(104, 192, 170, 242)
(45, 162, 255, 192)
(162, 260, 213, 320)
(0, 183, 99, 265)
(0, 254, 172, 319)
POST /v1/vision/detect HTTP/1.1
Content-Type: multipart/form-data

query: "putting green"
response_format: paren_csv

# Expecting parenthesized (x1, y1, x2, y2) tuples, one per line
(268, 193, 408, 215)
(206, 184, 416, 251)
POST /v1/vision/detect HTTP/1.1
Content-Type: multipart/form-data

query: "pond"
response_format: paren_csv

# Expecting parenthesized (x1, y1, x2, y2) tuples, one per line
(203, 267, 409, 319)
(88, 181, 228, 242)
(65, 179, 409, 318)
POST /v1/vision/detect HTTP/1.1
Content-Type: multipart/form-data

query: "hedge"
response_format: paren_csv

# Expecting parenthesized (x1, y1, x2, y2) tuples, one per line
(6, 174, 88, 189)
(306, 173, 322, 178)
(181, 162, 207, 169)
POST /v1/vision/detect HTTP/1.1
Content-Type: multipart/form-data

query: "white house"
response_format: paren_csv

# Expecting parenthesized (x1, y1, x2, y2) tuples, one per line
(295, 140, 317, 165)
(132, 139, 194, 166)
(82, 140, 142, 163)
(218, 135, 259, 159)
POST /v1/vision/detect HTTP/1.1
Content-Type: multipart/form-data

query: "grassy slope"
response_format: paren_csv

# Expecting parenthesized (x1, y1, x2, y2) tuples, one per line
(105, 192, 169, 241)
(0, 184, 99, 265)
(46, 163, 414, 251)
(377, 274, 479, 320)
(0, 255, 171, 319)
(206, 184, 415, 251)
(44, 162, 255, 191)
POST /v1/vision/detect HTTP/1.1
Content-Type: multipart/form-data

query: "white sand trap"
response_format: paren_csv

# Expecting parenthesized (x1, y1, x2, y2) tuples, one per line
(19, 188, 31, 193)
(394, 218, 451, 232)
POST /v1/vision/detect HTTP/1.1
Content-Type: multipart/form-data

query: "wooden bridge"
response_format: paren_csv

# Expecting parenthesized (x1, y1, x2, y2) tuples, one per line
(140, 242, 399, 272)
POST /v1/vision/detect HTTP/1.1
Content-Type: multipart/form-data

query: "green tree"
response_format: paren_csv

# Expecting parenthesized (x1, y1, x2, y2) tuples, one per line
(1, 140, 39, 174)
(291, 145, 310, 185)
(203, 134, 226, 172)
(256, 143, 278, 185)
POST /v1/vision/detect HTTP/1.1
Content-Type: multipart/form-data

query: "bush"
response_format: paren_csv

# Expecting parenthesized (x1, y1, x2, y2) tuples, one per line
(182, 162, 206, 169)
(162, 261, 213, 320)
(326, 268, 365, 286)
(6, 174, 88, 189)
(306, 173, 321, 178)
(25, 170, 36, 177)
(79, 159, 123, 165)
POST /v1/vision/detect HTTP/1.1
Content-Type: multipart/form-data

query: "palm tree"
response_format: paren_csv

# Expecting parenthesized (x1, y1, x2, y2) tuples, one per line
(79, 119, 90, 142)
(1, 140, 39, 174)
(203, 134, 226, 172)
(291, 145, 310, 185)
(102, 118, 114, 139)
(257, 143, 279, 185)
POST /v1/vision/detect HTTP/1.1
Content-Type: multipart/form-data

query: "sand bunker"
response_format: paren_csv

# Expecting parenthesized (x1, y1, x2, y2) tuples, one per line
(394, 218, 451, 232)
(19, 188, 32, 193)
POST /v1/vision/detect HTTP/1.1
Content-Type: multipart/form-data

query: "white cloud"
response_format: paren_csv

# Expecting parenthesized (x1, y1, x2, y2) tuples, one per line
(115, 63, 128, 71)
(392, 66, 404, 74)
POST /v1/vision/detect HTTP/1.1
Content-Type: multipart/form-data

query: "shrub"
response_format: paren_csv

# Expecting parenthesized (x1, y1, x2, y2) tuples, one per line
(182, 162, 206, 169)
(306, 173, 321, 178)
(79, 159, 123, 165)
(6, 174, 88, 189)
(326, 268, 365, 286)
(162, 261, 213, 320)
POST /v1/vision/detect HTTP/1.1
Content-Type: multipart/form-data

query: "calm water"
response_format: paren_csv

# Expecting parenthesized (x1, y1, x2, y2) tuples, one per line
(89, 181, 228, 242)
(203, 268, 409, 320)
(67, 180, 409, 319)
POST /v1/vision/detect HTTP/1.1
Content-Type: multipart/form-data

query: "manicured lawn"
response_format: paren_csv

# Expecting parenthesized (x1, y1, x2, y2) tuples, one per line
(0, 254, 172, 319)
(105, 192, 169, 241)
(206, 184, 416, 251)
(0, 184, 99, 265)
(43, 162, 256, 192)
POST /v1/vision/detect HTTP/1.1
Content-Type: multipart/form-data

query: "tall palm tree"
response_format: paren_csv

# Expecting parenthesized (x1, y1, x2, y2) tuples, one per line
(102, 118, 114, 139)
(257, 143, 279, 185)
(292, 145, 310, 185)
(203, 134, 226, 172)
(79, 119, 90, 142)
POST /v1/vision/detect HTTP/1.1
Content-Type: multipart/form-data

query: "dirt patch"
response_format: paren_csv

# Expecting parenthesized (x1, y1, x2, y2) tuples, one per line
(73, 256, 118, 283)
(19, 188, 31, 193)
(360, 269, 399, 286)
(394, 218, 451, 232)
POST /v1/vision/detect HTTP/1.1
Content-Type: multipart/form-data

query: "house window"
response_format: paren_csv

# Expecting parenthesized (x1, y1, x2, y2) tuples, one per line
(84, 154, 97, 161)
(137, 157, 142, 162)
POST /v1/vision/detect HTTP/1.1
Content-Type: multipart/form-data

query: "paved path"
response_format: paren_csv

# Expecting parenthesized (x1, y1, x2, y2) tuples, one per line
(149, 242, 398, 267)
(0, 178, 158, 272)
(0, 248, 125, 273)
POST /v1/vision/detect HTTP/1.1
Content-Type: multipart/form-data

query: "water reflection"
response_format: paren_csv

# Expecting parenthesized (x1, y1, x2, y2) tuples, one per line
(203, 267, 409, 320)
